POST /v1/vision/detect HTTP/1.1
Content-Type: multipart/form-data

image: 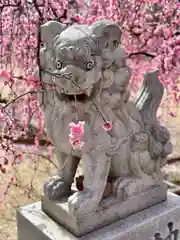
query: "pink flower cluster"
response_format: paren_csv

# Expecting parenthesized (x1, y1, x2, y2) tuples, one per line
(0, 70, 11, 80)
(0, 110, 4, 120)
(169, 111, 177, 117)
(0, 152, 22, 174)
(102, 122, 113, 131)
(69, 121, 85, 149)
(69, 121, 113, 149)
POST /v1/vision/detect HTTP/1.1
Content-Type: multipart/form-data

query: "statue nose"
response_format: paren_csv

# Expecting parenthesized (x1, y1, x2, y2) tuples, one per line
(60, 73, 79, 84)
(60, 73, 73, 80)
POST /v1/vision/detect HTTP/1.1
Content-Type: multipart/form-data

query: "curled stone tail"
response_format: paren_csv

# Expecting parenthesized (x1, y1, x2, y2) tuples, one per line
(135, 70, 164, 128)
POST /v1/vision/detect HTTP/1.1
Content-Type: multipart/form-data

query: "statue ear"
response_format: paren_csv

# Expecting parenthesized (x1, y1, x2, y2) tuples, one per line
(40, 20, 66, 48)
(91, 20, 122, 50)
(103, 23, 122, 42)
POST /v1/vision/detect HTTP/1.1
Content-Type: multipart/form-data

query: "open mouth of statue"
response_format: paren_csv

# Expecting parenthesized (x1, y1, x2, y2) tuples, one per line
(58, 80, 102, 103)
(59, 92, 90, 102)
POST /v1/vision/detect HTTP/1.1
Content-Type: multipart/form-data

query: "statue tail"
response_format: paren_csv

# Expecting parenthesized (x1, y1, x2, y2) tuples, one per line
(134, 70, 164, 129)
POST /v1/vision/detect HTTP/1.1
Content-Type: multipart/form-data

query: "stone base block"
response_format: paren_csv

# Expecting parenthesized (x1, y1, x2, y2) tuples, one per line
(41, 183, 167, 237)
(17, 193, 180, 240)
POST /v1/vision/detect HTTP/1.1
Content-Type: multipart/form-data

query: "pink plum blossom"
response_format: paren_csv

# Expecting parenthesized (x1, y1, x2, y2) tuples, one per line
(0, 163, 6, 174)
(69, 121, 85, 149)
(0, 70, 11, 80)
(0, 111, 4, 120)
(69, 121, 85, 138)
(102, 122, 113, 132)
(69, 138, 85, 149)
(4, 158, 8, 165)
(10, 177, 15, 183)
(47, 145, 54, 160)
(169, 111, 177, 117)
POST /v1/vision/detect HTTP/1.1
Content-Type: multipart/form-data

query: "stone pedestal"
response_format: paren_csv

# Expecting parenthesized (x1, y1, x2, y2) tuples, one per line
(41, 183, 167, 237)
(17, 192, 180, 240)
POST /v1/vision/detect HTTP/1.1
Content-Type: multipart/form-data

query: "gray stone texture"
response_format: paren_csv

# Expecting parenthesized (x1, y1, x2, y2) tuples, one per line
(17, 192, 180, 240)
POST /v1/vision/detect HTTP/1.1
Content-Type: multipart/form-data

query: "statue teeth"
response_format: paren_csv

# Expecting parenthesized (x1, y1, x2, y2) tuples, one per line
(84, 87, 92, 97)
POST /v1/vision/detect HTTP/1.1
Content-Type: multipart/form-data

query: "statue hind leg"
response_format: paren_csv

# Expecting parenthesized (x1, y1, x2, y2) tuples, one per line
(44, 151, 80, 200)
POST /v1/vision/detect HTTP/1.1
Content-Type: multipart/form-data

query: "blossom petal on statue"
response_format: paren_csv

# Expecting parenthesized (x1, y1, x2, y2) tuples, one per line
(69, 139, 85, 149)
(102, 122, 113, 131)
(69, 121, 85, 136)
(69, 121, 85, 149)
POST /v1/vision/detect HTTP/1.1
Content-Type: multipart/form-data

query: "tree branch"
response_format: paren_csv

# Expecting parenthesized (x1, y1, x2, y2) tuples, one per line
(128, 51, 156, 58)
(32, 0, 44, 87)
(32, 0, 43, 20)
(48, 2, 59, 19)
(0, 134, 49, 146)
(1, 90, 42, 111)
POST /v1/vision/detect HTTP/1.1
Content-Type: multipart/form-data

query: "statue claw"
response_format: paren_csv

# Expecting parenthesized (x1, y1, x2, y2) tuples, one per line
(44, 176, 70, 200)
(68, 190, 98, 216)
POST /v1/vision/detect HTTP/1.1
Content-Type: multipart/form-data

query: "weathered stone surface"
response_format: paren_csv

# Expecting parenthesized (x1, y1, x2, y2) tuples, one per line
(17, 192, 180, 240)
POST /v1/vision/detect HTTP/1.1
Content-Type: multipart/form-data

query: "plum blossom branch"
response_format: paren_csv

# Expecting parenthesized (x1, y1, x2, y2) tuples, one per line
(48, 2, 59, 19)
(1, 89, 43, 111)
(128, 51, 156, 58)
(32, 0, 43, 20)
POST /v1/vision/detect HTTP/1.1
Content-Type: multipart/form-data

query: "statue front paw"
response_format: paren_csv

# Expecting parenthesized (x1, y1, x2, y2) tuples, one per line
(44, 176, 70, 200)
(68, 190, 99, 216)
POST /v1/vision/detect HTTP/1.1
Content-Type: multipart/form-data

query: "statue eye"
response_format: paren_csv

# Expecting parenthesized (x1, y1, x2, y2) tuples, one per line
(85, 60, 94, 71)
(56, 60, 62, 70)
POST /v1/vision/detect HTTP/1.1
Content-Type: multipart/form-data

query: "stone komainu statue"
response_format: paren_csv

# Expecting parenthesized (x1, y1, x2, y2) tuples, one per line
(36, 20, 172, 216)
